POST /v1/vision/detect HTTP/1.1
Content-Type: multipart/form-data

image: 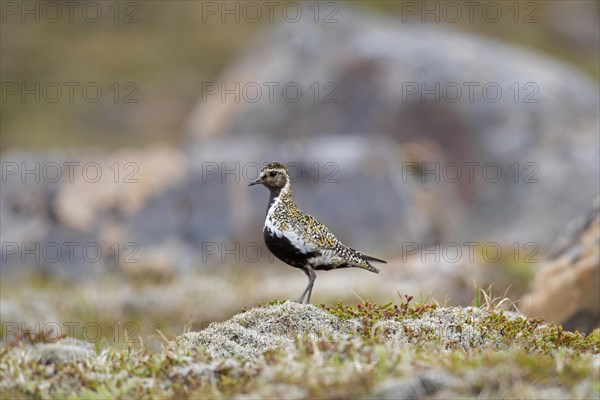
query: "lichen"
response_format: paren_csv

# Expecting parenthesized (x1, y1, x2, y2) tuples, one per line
(1, 302, 598, 399)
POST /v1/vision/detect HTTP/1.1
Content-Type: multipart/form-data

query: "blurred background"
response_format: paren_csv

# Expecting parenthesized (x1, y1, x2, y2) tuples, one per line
(1, 1, 599, 349)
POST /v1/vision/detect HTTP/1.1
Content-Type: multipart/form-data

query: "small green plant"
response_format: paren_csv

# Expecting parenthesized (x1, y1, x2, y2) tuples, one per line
(258, 299, 288, 307)
(322, 296, 437, 337)
(472, 281, 483, 308)
(471, 282, 517, 311)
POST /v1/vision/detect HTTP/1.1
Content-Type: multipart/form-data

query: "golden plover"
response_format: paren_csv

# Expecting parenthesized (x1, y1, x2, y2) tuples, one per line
(249, 161, 386, 304)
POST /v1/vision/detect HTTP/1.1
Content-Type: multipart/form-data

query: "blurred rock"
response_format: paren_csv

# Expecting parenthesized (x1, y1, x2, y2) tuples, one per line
(0, 134, 461, 277)
(186, 10, 600, 249)
(53, 145, 184, 231)
(28, 338, 96, 365)
(371, 371, 457, 400)
(547, 2, 600, 54)
(1, 11, 599, 291)
(521, 195, 600, 333)
(0, 145, 186, 278)
(185, 132, 462, 251)
(0, 296, 60, 330)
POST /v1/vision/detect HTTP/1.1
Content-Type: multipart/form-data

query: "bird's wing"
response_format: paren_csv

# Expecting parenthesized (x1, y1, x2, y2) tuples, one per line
(292, 212, 381, 272)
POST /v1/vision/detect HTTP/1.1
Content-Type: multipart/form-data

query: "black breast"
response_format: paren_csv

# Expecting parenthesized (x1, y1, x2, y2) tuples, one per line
(263, 227, 318, 269)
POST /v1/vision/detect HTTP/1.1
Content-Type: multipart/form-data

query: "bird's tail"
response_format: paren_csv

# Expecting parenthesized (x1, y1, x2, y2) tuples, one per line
(351, 248, 386, 273)
(361, 253, 387, 264)
(363, 262, 382, 273)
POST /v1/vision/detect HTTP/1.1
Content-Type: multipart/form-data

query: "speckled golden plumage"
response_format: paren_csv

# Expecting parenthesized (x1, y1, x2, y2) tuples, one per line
(249, 162, 386, 303)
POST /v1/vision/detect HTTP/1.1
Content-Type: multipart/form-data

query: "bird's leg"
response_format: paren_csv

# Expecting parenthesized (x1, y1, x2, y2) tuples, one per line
(296, 282, 310, 303)
(304, 268, 317, 304)
(296, 269, 312, 303)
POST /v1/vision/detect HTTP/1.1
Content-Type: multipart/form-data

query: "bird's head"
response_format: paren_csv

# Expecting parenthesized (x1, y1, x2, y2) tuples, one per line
(248, 161, 290, 192)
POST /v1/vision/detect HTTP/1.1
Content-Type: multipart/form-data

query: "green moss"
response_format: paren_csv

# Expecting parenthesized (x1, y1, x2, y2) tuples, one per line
(323, 299, 599, 355)
(259, 299, 288, 307)
(2, 303, 598, 399)
(322, 296, 437, 337)
(479, 311, 599, 354)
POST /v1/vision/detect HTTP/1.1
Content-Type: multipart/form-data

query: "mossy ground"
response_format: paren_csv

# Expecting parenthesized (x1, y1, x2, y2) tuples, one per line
(1, 300, 598, 399)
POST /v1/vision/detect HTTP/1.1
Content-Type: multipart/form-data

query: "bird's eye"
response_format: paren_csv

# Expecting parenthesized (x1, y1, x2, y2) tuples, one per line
(269, 171, 278, 177)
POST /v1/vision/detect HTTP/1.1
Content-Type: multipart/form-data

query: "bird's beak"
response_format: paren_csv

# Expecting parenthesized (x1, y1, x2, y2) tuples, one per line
(248, 179, 261, 187)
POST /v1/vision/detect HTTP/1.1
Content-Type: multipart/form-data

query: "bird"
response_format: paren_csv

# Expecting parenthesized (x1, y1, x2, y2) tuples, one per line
(248, 161, 386, 304)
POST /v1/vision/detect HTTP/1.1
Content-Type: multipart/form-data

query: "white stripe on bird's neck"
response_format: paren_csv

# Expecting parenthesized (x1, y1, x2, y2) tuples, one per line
(266, 181, 292, 216)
